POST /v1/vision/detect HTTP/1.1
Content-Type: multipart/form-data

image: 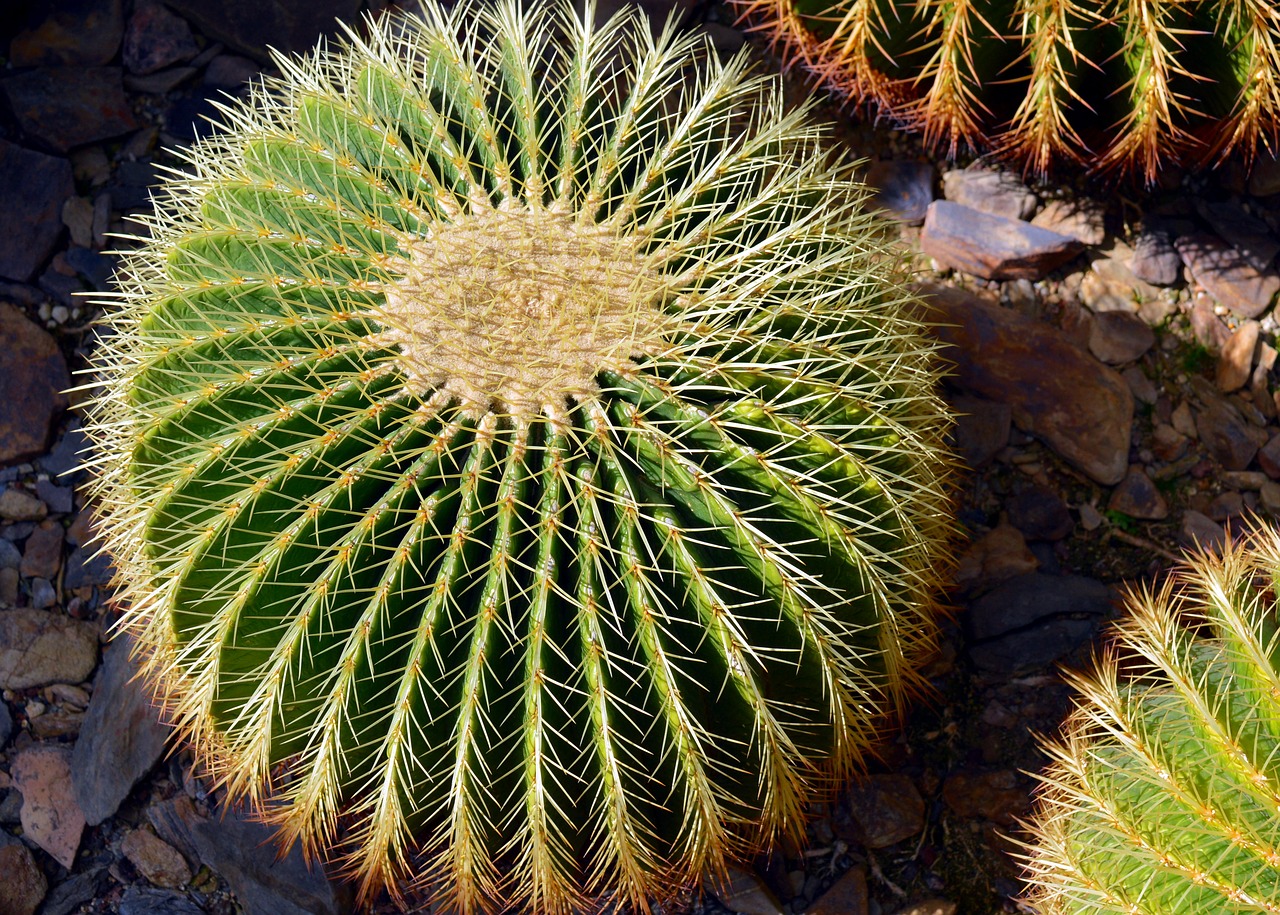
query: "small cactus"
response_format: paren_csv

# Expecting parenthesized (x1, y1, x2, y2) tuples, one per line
(732, 0, 1280, 182)
(1020, 525, 1280, 914)
(84, 1, 956, 911)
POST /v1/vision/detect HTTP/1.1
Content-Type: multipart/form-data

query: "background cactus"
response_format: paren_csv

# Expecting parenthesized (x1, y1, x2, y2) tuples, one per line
(1019, 525, 1280, 913)
(83, 1, 956, 911)
(732, 0, 1280, 182)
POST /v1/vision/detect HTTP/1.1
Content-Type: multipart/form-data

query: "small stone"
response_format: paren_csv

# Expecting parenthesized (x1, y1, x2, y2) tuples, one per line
(1130, 229, 1182, 286)
(29, 578, 57, 609)
(0, 67, 138, 154)
(0, 304, 72, 467)
(1107, 466, 1169, 520)
(846, 775, 925, 848)
(1152, 423, 1189, 462)
(865, 159, 934, 225)
(948, 394, 1011, 471)
(0, 541, 19, 570)
(1007, 486, 1074, 540)
(1189, 297, 1232, 352)
(0, 700, 11, 748)
(34, 480, 73, 515)
(10, 0, 124, 67)
(0, 141, 76, 283)
(1181, 510, 1228, 553)
(942, 166, 1037, 221)
(11, 744, 85, 868)
(0, 608, 98, 690)
(36, 868, 109, 915)
(921, 202, 1083, 281)
(1122, 366, 1159, 405)
(1196, 200, 1280, 273)
(0, 489, 47, 522)
(1177, 234, 1280, 319)
(1031, 198, 1107, 245)
(806, 866, 868, 915)
(1171, 401, 1198, 438)
(1258, 432, 1280, 478)
(1209, 491, 1245, 521)
(1088, 310, 1156, 365)
(1194, 386, 1268, 470)
(124, 1, 200, 75)
(92, 193, 112, 248)
(1217, 320, 1260, 392)
(714, 868, 785, 915)
(954, 523, 1038, 595)
(70, 146, 112, 187)
(941, 770, 1031, 826)
(1078, 502, 1103, 531)
(0, 570, 17, 607)
(0, 842, 48, 915)
(1222, 470, 1268, 490)
(117, 886, 205, 915)
(203, 54, 262, 89)
(61, 197, 95, 249)
(121, 828, 193, 889)
(19, 520, 63, 580)
(1261, 481, 1280, 516)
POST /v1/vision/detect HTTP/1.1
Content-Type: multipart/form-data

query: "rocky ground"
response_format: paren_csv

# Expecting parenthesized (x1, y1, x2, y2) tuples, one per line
(2, 1, 1280, 915)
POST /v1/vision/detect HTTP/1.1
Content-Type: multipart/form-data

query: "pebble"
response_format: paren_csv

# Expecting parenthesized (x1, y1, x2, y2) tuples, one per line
(19, 519, 64, 579)
(1262, 480, 1280, 515)
(29, 577, 58, 609)
(1088, 310, 1156, 365)
(714, 868, 786, 915)
(1193, 383, 1269, 469)
(1007, 486, 1074, 541)
(1177, 233, 1280, 319)
(845, 774, 925, 848)
(123, 1, 200, 75)
(9, 0, 124, 67)
(121, 827, 193, 889)
(0, 489, 47, 522)
(954, 523, 1038, 595)
(0, 67, 139, 154)
(1258, 431, 1280, 477)
(1122, 366, 1159, 405)
(1189, 296, 1232, 351)
(942, 166, 1038, 221)
(11, 744, 86, 868)
(117, 886, 205, 915)
(1031, 198, 1107, 245)
(0, 841, 48, 915)
(159, 0, 362, 61)
(203, 54, 262, 90)
(865, 159, 934, 225)
(1209, 490, 1246, 520)
(35, 479, 74, 515)
(0, 307, 70, 467)
(1216, 320, 1260, 392)
(71, 635, 170, 826)
(0, 141, 76, 283)
(61, 196, 95, 249)
(1181, 509, 1228, 552)
(1078, 502, 1104, 530)
(923, 284, 1133, 485)
(941, 769, 1031, 826)
(1107, 466, 1169, 520)
(1130, 229, 1182, 286)
(1152, 423, 1190, 462)
(806, 865, 868, 915)
(920, 202, 1083, 281)
(38, 421, 89, 482)
(0, 608, 98, 690)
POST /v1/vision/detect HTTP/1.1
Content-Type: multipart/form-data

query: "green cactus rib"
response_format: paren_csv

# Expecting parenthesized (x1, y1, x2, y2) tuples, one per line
(733, 0, 1280, 181)
(84, 1, 956, 911)
(1020, 527, 1280, 915)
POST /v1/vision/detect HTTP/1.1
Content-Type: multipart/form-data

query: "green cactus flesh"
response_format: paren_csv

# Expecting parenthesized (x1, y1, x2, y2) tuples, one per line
(1021, 528, 1280, 914)
(732, 0, 1280, 181)
(85, 2, 956, 911)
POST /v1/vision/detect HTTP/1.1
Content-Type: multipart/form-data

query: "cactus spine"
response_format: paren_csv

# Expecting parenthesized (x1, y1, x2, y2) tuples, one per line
(1020, 526, 1280, 914)
(84, 1, 956, 910)
(732, 0, 1280, 181)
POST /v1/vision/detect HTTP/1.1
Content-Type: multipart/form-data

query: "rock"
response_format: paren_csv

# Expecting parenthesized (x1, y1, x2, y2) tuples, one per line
(0, 540, 19, 570)
(36, 868, 109, 915)
(0, 842, 47, 915)
(1107, 466, 1169, 520)
(1007, 486, 1074, 541)
(0, 571, 17, 607)
(124, 1, 200, 75)
(1088, 310, 1155, 365)
(1152, 423, 1190, 462)
(942, 769, 1031, 826)
(966, 572, 1116, 673)
(954, 523, 1038, 595)
(117, 887, 205, 915)
(63, 545, 115, 590)
(889, 899, 957, 915)
(1181, 510, 1228, 553)
(1123, 366, 1159, 405)
(1193, 385, 1268, 470)
(942, 166, 1037, 221)
(164, 94, 223, 142)
(1262, 481, 1280, 516)
(203, 54, 262, 90)
(1216, 320, 1260, 392)
(1196, 200, 1280, 273)
(0, 67, 138, 154)
(71, 635, 170, 826)
(845, 774, 925, 848)
(124, 65, 200, 94)
(0, 141, 75, 282)
(1031, 198, 1107, 245)
(807, 865, 868, 915)
(1259, 432, 1280, 478)
(0, 305, 72, 467)
(38, 420, 89, 482)
(713, 868, 785, 915)
(1210, 491, 1245, 520)
(865, 159, 934, 225)
(948, 393, 1011, 471)
(121, 828, 193, 889)
(1177, 234, 1280, 319)
(11, 745, 85, 868)
(920, 201, 1083, 281)
(0, 489, 47, 522)
(146, 796, 202, 867)
(160, 0, 362, 61)
(1250, 155, 1280, 197)
(19, 520, 63, 579)
(0, 700, 11, 748)
(34, 480, 73, 515)
(61, 196, 95, 249)
(10, 0, 124, 66)
(1129, 229, 1182, 286)
(1189, 296, 1232, 352)
(1081, 250, 1172, 322)
(0, 609, 98, 690)
(923, 285, 1133, 484)
(29, 578, 57, 609)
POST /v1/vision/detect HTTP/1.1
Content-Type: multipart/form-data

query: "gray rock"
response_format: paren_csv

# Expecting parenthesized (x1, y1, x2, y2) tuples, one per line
(1177, 233, 1280, 319)
(203, 54, 262, 90)
(63, 546, 115, 590)
(38, 421, 89, 482)
(865, 159, 934, 225)
(1192, 381, 1269, 470)
(29, 578, 57, 609)
(0, 608, 98, 690)
(37, 868, 110, 915)
(1107, 466, 1169, 520)
(71, 635, 169, 826)
(0, 540, 20, 569)
(117, 887, 205, 915)
(920, 201, 1083, 280)
(0, 67, 138, 154)
(9, 0, 123, 67)
(160, 0, 361, 62)
(1259, 431, 1280, 478)
(942, 166, 1037, 221)
(1130, 229, 1182, 286)
(0, 700, 11, 748)
(0, 141, 74, 282)
(34, 480, 73, 515)
(123, 1, 199, 75)
(1181, 510, 1228, 553)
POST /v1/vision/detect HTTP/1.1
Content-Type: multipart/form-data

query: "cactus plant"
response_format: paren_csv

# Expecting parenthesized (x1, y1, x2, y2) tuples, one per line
(731, 0, 1280, 182)
(83, 1, 956, 911)
(1020, 525, 1280, 914)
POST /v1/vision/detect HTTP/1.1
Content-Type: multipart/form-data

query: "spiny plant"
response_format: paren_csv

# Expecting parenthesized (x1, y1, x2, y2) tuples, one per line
(731, 0, 1280, 182)
(82, 1, 957, 911)
(1019, 524, 1280, 914)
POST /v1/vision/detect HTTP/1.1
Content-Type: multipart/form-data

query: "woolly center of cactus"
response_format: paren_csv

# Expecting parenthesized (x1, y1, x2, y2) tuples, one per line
(374, 207, 666, 419)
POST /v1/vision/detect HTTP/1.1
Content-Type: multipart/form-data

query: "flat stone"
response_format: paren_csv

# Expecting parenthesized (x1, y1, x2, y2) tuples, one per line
(1107, 466, 1169, 520)
(1189, 296, 1231, 352)
(1210, 491, 1246, 521)
(36, 868, 109, 915)
(19, 520, 63, 580)
(0, 540, 19, 570)
(948, 393, 1011, 471)
(1031, 198, 1107, 245)
(0, 608, 98, 690)
(1, 67, 138, 154)
(11, 745, 85, 868)
(846, 774, 925, 848)
(63, 545, 115, 590)
(942, 166, 1037, 221)
(1177, 233, 1280, 319)
(117, 887, 205, 915)
(61, 196, 95, 249)
(966, 572, 1116, 673)
(807, 865, 868, 915)
(1181, 509, 1228, 553)
(71, 635, 170, 826)
(10, 0, 123, 66)
(0, 489, 47, 522)
(124, 1, 199, 75)
(0, 304, 70, 466)
(1262, 481, 1280, 516)
(1081, 250, 1170, 320)
(865, 159, 934, 225)
(38, 420, 89, 482)
(0, 141, 75, 282)
(121, 828, 193, 889)
(0, 842, 47, 915)
(1007, 485, 1074, 541)
(941, 769, 1031, 826)
(921, 201, 1083, 280)
(1088, 310, 1155, 365)
(1130, 229, 1182, 286)
(954, 523, 1038, 596)
(1217, 320, 1260, 392)
(160, 0, 362, 62)
(922, 284, 1133, 485)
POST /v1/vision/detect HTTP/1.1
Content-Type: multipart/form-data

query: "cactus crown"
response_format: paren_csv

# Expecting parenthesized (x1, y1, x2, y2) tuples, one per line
(83, 1, 956, 911)
(733, 0, 1280, 182)
(1020, 526, 1280, 914)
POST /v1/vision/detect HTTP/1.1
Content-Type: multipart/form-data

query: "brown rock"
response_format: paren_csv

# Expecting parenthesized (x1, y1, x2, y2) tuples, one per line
(954, 524, 1038, 595)
(0, 609, 99, 690)
(948, 393, 1011, 470)
(1177, 234, 1280, 319)
(921, 284, 1133, 484)
(1216, 320, 1260, 392)
(1107, 466, 1169, 520)
(20, 520, 63, 579)
(1087, 310, 1155, 365)
(1189, 297, 1231, 352)
(941, 769, 1031, 826)
(10, 0, 124, 66)
(0, 842, 47, 915)
(11, 745, 85, 869)
(123, 1, 199, 75)
(1194, 387, 1268, 470)
(807, 866, 868, 915)
(1152, 423, 1189, 462)
(0, 304, 71, 466)
(1031, 198, 1106, 246)
(846, 774, 926, 848)
(921, 202, 1083, 280)
(0, 489, 47, 522)
(714, 868, 785, 915)
(0, 141, 75, 282)
(942, 167, 1037, 221)
(121, 827, 192, 888)
(1259, 432, 1280, 478)
(1181, 510, 1228, 553)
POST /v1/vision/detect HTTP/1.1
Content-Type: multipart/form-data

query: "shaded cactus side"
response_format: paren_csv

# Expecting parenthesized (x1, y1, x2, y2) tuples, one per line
(83, 1, 958, 911)
(732, 0, 1280, 182)
(1020, 526, 1280, 914)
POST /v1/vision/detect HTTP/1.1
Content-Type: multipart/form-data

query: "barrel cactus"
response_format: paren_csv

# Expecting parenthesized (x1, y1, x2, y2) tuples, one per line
(1020, 525, 1280, 913)
(732, 0, 1280, 182)
(83, 0, 956, 910)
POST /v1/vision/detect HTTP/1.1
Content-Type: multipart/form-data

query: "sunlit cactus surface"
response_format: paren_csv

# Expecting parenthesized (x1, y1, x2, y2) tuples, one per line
(83, 1, 957, 910)
(732, 0, 1280, 182)
(1021, 525, 1280, 914)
